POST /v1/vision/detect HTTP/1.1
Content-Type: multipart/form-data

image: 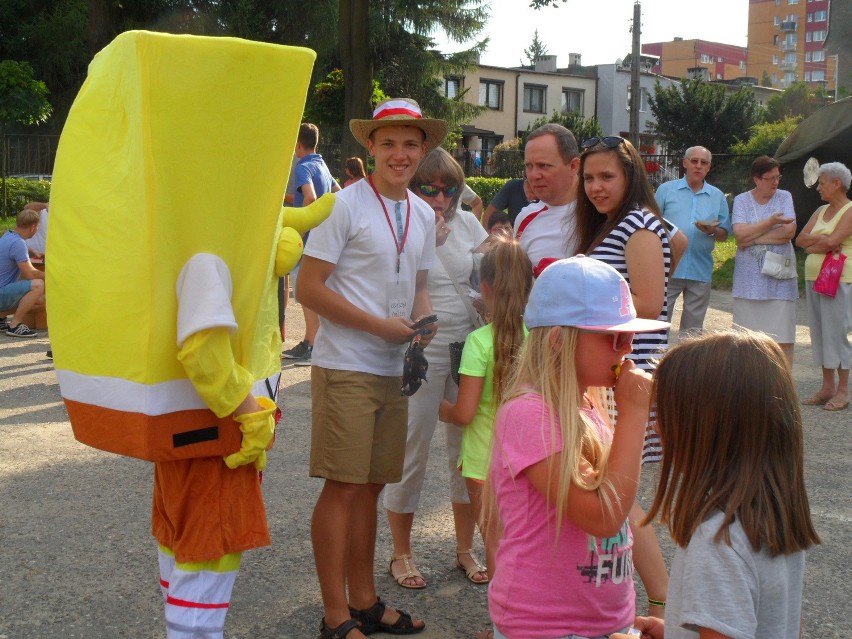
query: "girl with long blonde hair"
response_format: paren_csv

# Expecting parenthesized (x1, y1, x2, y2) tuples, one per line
(439, 237, 532, 581)
(487, 256, 668, 639)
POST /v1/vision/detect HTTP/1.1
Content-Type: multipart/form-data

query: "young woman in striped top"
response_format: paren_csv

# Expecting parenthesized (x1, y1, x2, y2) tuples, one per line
(574, 135, 678, 620)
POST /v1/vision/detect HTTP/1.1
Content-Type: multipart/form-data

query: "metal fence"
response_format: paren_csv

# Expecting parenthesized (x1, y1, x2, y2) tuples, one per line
(3, 135, 759, 202)
(3, 135, 59, 178)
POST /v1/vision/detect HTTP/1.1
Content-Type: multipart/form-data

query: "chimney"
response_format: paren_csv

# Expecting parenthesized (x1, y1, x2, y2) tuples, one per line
(534, 55, 557, 72)
(569, 52, 582, 66)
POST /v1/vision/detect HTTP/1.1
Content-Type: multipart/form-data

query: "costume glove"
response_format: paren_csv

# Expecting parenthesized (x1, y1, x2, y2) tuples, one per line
(224, 396, 276, 471)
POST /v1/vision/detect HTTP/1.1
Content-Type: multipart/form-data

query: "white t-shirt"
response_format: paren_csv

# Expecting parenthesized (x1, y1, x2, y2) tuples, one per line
(514, 201, 577, 267)
(303, 178, 436, 376)
(426, 208, 488, 365)
(25, 207, 48, 255)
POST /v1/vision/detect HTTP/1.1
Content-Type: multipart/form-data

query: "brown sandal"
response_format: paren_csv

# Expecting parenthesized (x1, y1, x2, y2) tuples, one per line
(388, 554, 426, 589)
(456, 548, 489, 584)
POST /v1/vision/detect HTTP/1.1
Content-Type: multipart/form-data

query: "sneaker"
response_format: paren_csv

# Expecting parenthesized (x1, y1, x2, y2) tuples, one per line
(6, 323, 37, 338)
(46, 350, 53, 360)
(0, 317, 9, 331)
(282, 340, 312, 360)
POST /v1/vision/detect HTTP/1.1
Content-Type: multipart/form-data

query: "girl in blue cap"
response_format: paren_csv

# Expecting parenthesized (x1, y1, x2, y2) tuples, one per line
(487, 255, 669, 639)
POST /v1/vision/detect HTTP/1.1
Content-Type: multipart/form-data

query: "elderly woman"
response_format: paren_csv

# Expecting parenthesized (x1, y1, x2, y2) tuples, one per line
(731, 156, 798, 366)
(383, 148, 490, 588)
(796, 162, 852, 411)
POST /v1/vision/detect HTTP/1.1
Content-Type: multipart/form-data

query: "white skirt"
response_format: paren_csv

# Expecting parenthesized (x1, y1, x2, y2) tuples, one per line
(732, 298, 796, 344)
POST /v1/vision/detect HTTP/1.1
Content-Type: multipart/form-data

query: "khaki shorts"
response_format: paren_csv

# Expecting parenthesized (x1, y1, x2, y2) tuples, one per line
(310, 366, 408, 484)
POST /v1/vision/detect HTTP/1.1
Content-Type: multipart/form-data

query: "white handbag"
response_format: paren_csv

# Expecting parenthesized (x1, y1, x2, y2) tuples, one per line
(760, 250, 797, 280)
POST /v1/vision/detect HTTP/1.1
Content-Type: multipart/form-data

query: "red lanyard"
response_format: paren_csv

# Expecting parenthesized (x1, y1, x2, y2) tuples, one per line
(368, 175, 411, 274)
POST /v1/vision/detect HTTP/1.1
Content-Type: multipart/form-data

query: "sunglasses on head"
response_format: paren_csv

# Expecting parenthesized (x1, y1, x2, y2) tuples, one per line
(580, 136, 625, 151)
(581, 136, 626, 151)
(579, 329, 634, 351)
(417, 183, 459, 198)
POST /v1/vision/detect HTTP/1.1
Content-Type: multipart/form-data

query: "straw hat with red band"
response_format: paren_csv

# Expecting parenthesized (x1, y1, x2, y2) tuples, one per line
(349, 98, 448, 150)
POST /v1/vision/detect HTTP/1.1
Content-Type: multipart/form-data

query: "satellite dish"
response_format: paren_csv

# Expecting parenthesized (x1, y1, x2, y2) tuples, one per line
(804, 157, 820, 188)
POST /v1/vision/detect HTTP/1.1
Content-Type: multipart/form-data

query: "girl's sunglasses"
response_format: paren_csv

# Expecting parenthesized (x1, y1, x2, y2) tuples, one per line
(417, 183, 459, 198)
(580, 136, 625, 151)
(579, 329, 634, 351)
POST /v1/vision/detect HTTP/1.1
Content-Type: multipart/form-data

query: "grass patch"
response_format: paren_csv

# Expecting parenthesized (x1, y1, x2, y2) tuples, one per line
(712, 237, 807, 292)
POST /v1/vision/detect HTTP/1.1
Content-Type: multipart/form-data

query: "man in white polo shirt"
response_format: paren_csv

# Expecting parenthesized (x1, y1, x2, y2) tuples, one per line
(297, 98, 445, 639)
(514, 124, 581, 272)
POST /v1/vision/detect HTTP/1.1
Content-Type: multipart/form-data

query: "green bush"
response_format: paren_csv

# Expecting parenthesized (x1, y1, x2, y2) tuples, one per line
(1, 178, 51, 218)
(466, 177, 508, 208)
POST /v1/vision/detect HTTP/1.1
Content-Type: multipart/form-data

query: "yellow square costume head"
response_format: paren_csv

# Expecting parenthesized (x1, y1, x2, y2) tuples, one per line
(47, 31, 323, 460)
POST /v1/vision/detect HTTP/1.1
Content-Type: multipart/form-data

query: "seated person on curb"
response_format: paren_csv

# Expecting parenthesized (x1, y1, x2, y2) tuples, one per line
(24, 201, 50, 259)
(0, 209, 46, 338)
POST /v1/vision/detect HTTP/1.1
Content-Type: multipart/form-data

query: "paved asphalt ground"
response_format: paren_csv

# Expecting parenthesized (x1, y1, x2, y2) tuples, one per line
(1, 291, 850, 638)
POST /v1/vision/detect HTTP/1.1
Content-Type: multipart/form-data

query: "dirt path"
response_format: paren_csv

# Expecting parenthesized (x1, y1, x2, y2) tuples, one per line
(0, 291, 849, 638)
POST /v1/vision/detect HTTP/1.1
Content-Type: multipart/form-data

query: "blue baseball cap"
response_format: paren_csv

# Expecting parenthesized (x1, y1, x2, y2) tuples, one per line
(524, 255, 671, 332)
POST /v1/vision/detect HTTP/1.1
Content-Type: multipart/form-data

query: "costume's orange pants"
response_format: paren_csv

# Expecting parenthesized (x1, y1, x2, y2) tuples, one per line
(153, 457, 269, 638)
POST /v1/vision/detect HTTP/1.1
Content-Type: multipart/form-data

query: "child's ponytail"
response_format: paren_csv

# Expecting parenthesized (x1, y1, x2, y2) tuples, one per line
(479, 238, 532, 406)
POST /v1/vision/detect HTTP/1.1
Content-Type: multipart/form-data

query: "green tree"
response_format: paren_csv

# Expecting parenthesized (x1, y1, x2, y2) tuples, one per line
(523, 29, 548, 66)
(761, 70, 773, 88)
(522, 110, 603, 147)
(648, 78, 760, 155)
(764, 82, 830, 123)
(730, 116, 801, 157)
(0, 60, 52, 216)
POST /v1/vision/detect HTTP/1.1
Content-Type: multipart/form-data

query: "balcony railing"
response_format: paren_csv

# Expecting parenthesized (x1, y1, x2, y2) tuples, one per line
(780, 20, 798, 32)
(779, 60, 798, 71)
(780, 41, 797, 52)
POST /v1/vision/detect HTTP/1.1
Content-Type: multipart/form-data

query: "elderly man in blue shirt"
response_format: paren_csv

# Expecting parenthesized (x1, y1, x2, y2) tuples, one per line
(656, 146, 731, 335)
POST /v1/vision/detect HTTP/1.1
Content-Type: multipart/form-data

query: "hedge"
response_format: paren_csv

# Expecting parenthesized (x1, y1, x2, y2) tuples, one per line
(465, 177, 509, 209)
(1, 178, 51, 218)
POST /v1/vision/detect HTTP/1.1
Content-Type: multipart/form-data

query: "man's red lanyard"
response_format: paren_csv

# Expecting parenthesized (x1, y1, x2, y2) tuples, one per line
(368, 176, 411, 274)
(515, 205, 549, 240)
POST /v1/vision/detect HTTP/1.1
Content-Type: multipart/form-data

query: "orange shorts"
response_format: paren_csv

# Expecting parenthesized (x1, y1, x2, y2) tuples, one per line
(152, 456, 269, 563)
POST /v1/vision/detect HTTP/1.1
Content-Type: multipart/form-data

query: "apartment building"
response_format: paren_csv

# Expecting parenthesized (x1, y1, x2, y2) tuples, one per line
(595, 57, 679, 142)
(642, 38, 748, 80)
(444, 54, 597, 155)
(747, 0, 836, 90)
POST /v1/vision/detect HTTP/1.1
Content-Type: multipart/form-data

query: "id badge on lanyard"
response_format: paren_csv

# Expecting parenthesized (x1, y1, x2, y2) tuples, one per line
(387, 281, 409, 318)
(369, 176, 412, 320)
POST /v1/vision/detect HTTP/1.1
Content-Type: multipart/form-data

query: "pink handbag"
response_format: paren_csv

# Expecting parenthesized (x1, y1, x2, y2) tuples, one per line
(813, 252, 847, 298)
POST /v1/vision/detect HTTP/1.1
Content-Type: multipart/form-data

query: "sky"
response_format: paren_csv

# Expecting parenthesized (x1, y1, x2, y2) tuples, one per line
(434, 0, 750, 68)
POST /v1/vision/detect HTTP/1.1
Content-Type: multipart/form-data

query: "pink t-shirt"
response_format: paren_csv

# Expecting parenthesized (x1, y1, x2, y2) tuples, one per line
(489, 393, 635, 639)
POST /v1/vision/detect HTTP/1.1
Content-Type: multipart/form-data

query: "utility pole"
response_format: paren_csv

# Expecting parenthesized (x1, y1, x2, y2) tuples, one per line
(629, 0, 641, 148)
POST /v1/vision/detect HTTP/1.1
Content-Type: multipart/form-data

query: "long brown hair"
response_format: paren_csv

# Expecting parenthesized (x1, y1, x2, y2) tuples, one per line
(647, 331, 821, 555)
(574, 138, 662, 254)
(479, 237, 532, 405)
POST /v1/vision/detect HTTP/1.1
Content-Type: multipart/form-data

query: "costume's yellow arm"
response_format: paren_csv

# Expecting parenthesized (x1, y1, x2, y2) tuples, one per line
(275, 193, 336, 276)
(280, 192, 335, 235)
(177, 327, 254, 418)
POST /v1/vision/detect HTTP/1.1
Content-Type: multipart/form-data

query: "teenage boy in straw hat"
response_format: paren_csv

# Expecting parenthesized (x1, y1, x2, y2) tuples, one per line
(297, 98, 447, 638)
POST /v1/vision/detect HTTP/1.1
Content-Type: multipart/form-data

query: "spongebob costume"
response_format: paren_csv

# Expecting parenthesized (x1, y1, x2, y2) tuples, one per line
(46, 31, 331, 638)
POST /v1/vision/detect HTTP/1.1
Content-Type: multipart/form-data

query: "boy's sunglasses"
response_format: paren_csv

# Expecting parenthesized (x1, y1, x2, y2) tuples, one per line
(417, 183, 459, 198)
(579, 329, 634, 351)
(580, 136, 625, 150)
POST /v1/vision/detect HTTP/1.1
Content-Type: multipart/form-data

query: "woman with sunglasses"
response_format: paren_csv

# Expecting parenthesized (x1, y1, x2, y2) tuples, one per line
(383, 148, 491, 589)
(575, 135, 677, 619)
(731, 156, 798, 367)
